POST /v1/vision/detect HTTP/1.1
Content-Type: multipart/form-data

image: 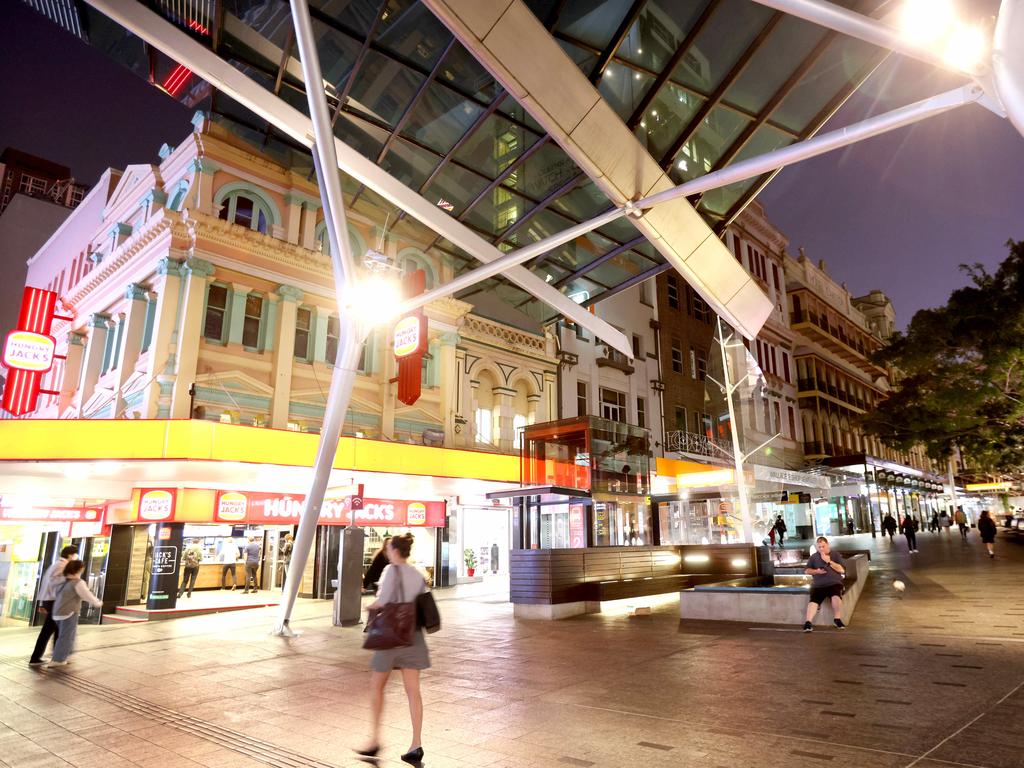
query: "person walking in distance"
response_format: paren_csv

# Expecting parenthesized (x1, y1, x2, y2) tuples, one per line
(767, 521, 777, 548)
(978, 510, 998, 558)
(939, 510, 952, 534)
(930, 511, 939, 532)
(900, 515, 919, 553)
(242, 536, 261, 594)
(277, 533, 294, 586)
(802, 537, 847, 632)
(220, 540, 238, 590)
(177, 539, 204, 599)
(954, 507, 969, 540)
(29, 545, 79, 666)
(48, 559, 103, 666)
(357, 533, 429, 765)
(774, 515, 787, 547)
(362, 536, 391, 594)
(881, 513, 898, 542)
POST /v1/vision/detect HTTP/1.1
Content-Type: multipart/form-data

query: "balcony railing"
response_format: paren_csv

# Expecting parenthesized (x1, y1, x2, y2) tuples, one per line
(791, 310, 872, 358)
(666, 430, 733, 459)
(796, 379, 870, 411)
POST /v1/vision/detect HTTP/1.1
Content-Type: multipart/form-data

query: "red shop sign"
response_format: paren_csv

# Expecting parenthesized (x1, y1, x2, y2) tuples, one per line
(137, 488, 177, 522)
(0, 506, 104, 523)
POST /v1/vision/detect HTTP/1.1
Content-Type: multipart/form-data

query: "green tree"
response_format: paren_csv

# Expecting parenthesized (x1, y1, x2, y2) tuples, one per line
(861, 240, 1024, 472)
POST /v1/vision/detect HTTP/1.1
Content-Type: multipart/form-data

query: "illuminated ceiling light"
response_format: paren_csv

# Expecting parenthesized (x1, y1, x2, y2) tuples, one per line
(943, 22, 988, 72)
(677, 159, 688, 171)
(640, 120, 647, 128)
(897, 0, 956, 46)
(634, 72, 641, 80)
(604, 68, 613, 78)
(637, 48, 643, 54)
(683, 553, 710, 564)
(731, 558, 748, 568)
(651, 109, 657, 116)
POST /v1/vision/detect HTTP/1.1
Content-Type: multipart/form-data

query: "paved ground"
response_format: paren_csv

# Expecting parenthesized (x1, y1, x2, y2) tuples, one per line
(1, 529, 1022, 768)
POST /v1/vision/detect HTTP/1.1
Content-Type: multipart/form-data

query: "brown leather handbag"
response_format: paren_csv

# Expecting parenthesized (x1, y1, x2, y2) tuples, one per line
(362, 568, 417, 650)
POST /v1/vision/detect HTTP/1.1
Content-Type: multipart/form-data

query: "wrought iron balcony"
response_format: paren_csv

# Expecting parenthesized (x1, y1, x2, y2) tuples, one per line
(666, 430, 732, 459)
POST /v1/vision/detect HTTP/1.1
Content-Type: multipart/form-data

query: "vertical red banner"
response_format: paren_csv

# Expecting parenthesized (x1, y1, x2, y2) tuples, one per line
(394, 270, 427, 406)
(2, 287, 59, 416)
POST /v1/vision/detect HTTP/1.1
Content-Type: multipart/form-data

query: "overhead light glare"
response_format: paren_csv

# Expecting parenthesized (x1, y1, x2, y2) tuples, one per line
(897, 0, 956, 46)
(942, 22, 988, 72)
(346, 275, 402, 327)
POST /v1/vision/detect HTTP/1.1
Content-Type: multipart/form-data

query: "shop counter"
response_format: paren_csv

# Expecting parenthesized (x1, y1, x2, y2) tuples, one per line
(185, 562, 244, 590)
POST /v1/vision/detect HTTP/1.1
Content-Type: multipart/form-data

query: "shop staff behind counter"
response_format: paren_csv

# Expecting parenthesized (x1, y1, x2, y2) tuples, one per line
(178, 538, 245, 591)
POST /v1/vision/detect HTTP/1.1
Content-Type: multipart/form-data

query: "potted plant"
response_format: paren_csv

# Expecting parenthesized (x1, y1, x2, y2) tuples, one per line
(464, 548, 477, 577)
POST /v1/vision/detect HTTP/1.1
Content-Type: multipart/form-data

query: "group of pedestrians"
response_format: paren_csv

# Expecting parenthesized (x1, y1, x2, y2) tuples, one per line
(881, 507, 1000, 557)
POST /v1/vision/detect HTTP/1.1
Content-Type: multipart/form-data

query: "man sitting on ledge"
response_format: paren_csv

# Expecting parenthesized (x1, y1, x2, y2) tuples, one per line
(803, 536, 846, 632)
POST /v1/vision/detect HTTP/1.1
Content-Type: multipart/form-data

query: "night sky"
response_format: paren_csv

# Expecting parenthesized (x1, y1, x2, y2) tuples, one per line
(2, 0, 1022, 328)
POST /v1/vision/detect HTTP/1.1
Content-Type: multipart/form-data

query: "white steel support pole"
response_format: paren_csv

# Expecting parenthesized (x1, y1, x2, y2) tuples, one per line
(947, 454, 960, 518)
(716, 319, 754, 544)
(273, 0, 362, 636)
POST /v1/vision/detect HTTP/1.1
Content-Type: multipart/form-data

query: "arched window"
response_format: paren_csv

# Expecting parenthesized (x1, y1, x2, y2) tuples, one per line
(219, 192, 272, 233)
(316, 221, 366, 259)
(397, 248, 437, 290)
(214, 184, 280, 235)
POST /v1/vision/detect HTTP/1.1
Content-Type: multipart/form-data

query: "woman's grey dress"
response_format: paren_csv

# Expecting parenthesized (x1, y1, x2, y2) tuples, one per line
(370, 564, 431, 672)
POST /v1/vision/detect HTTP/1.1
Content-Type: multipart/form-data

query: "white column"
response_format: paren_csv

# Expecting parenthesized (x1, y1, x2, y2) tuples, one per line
(76, 313, 110, 416)
(438, 331, 460, 448)
(142, 258, 184, 418)
(301, 202, 319, 251)
(113, 283, 149, 416)
(284, 193, 303, 245)
(170, 257, 215, 418)
(313, 305, 331, 363)
(59, 332, 85, 416)
(270, 284, 303, 429)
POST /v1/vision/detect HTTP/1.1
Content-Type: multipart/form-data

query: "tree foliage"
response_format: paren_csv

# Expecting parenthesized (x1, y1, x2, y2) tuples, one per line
(861, 240, 1024, 472)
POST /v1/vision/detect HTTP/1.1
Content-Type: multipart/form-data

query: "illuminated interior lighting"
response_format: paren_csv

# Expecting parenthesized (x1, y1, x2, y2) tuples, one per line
(943, 22, 988, 72)
(731, 558, 748, 568)
(684, 554, 710, 564)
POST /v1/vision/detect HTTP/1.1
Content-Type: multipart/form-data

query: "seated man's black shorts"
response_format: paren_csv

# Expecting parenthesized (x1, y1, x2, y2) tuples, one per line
(809, 584, 844, 605)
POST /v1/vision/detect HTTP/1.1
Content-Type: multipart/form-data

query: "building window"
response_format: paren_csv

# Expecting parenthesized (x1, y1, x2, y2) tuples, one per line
(576, 381, 588, 417)
(218, 192, 272, 234)
(772, 263, 781, 291)
(782, 352, 790, 383)
(475, 408, 492, 444)
(632, 334, 642, 359)
(513, 414, 527, 450)
(294, 307, 312, 361)
(100, 321, 116, 374)
(788, 406, 796, 440)
(600, 388, 627, 422)
(671, 341, 683, 374)
(19, 174, 47, 196)
(636, 397, 647, 429)
(731, 234, 743, 261)
(204, 283, 229, 342)
(674, 406, 686, 431)
(242, 293, 264, 348)
(696, 349, 707, 381)
(667, 275, 679, 309)
(326, 315, 340, 363)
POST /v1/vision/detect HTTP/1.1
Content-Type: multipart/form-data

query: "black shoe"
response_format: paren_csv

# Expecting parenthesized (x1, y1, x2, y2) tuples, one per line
(28, 659, 45, 667)
(834, 619, 846, 630)
(803, 621, 813, 633)
(401, 747, 424, 764)
(354, 745, 380, 757)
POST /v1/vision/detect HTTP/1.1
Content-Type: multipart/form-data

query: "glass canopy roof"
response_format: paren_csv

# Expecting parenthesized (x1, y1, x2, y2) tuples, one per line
(45, 0, 888, 329)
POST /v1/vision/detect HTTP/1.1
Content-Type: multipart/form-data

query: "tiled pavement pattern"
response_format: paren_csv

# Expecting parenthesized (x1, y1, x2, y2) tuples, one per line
(1, 532, 1023, 768)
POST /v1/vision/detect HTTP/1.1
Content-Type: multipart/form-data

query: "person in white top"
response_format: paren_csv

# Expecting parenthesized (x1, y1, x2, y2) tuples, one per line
(49, 559, 103, 666)
(29, 545, 79, 666)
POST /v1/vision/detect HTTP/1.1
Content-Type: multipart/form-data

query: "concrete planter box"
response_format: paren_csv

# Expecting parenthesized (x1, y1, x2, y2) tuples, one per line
(679, 554, 869, 626)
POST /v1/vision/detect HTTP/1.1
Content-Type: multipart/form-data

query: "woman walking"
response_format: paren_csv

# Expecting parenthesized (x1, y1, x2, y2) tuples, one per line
(358, 533, 429, 764)
(362, 536, 391, 593)
(49, 559, 103, 666)
(900, 515, 919, 553)
(978, 510, 998, 558)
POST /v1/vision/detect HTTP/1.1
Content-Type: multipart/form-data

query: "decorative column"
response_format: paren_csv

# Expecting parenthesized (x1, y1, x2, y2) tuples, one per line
(76, 313, 110, 416)
(301, 202, 320, 251)
(59, 332, 85, 415)
(494, 387, 516, 453)
(380, 335, 396, 440)
(284, 192, 304, 245)
(143, 258, 184, 418)
(542, 370, 557, 422)
(527, 393, 541, 425)
(437, 331, 460, 448)
(188, 156, 220, 216)
(113, 283, 150, 416)
(170, 257, 215, 419)
(312, 306, 331, 363)
(467, 378, 480, 447)
(227, 283, 254, 345)
(270, 284, 303, 429)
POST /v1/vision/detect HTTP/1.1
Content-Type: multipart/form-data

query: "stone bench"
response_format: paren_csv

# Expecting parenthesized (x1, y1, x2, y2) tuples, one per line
(679, 554, 870, 626)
